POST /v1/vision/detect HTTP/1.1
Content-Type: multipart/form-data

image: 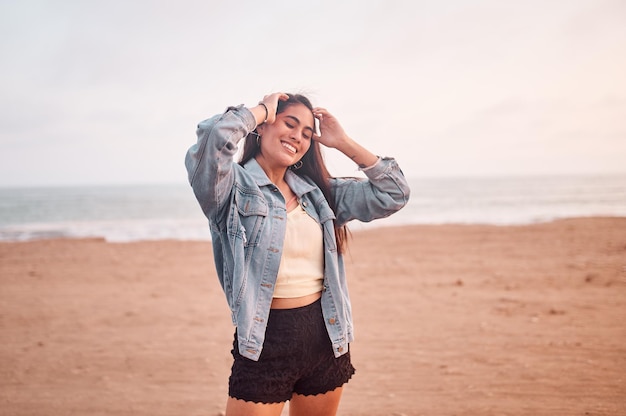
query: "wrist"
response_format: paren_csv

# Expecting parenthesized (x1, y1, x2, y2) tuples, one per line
(250, 104, 268, 126)
(338, 137, 378, 168)
(258, 102, 269, 124)
(334, 135, 356, 154)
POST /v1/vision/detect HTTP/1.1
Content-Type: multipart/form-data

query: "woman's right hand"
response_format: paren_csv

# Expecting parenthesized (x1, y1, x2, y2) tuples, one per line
(253, 92, 289, 125)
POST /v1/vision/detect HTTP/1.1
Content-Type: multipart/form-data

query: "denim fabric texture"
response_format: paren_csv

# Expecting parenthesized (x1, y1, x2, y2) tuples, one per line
(185, 105, 410, 361)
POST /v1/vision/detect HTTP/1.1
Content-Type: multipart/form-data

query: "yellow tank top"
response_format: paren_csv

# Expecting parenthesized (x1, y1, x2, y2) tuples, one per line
(273, 203, 324, 298)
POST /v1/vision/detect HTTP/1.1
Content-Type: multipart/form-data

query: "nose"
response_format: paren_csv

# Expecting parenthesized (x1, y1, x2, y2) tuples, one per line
(290, 130, 303, 142)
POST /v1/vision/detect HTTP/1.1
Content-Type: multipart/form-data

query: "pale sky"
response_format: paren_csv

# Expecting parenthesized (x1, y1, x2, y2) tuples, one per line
(1, 0, 625, 187)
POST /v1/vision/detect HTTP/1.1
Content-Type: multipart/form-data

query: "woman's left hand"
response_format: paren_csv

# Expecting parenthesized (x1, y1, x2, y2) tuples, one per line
(312, 107, 349, 149)
(312, 107, 379, 168)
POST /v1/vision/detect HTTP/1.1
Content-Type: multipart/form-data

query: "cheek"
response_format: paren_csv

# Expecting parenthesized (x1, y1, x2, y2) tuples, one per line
(302, 141, 312, 156)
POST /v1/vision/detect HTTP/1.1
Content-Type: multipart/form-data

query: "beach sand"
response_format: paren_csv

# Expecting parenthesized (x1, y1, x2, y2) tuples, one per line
(1, 217, 625, 415)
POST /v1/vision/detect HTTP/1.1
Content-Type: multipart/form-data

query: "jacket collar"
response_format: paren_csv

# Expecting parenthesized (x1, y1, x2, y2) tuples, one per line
(243, 158, 316, 196)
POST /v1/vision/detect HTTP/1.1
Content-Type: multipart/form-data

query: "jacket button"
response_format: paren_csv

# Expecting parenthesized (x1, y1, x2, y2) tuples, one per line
(337, 346, 344, 353)
(328, 318, 336, 324)
(302, 201, 307, 207)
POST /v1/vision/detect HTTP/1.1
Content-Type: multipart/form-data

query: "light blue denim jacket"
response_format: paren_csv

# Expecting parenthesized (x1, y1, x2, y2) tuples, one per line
(185, 105, 410, 361)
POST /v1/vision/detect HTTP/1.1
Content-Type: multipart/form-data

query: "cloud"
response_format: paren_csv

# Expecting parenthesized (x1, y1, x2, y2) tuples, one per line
(1, 0, 625, 185)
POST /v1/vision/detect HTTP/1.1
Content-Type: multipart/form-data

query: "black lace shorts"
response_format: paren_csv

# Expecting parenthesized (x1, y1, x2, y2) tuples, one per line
(228, 298, 355, 403)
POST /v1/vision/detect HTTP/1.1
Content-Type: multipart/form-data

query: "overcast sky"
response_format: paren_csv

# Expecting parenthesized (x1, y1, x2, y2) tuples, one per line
(1, 0, 625, 187)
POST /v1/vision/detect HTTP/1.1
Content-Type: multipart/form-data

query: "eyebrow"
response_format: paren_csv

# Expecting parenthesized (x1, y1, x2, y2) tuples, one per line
(286, 115, 314, 132)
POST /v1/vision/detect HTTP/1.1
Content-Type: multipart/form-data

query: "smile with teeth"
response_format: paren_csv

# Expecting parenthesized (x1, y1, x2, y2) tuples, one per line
(281, 142, 297, 154)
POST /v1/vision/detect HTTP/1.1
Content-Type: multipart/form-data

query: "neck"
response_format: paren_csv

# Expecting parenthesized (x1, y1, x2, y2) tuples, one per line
(255, 155, 288, 187)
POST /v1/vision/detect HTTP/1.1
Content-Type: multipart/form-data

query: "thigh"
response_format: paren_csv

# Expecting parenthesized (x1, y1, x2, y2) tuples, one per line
(226, 396, 285, 416)
(289, 387, 344, 416)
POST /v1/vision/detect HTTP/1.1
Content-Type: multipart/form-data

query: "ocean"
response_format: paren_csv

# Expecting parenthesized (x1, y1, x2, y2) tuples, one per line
(1, 174, 625, 242)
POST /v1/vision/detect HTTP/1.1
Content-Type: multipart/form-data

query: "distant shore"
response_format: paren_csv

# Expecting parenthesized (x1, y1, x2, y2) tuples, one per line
(1, 217, 625, 415)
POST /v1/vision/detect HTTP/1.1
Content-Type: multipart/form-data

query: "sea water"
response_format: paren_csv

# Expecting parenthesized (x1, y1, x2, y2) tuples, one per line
(0, 174, 625, 242)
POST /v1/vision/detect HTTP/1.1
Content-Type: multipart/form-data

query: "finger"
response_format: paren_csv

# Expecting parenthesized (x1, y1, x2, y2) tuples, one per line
(262, 92, 287, 104)
(259, 93, 288, 124)
(313, 110, 325, 122)
(265, 92, 288, 105)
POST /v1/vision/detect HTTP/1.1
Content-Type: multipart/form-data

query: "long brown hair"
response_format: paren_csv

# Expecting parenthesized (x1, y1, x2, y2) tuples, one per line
(239, 94, 349, 253)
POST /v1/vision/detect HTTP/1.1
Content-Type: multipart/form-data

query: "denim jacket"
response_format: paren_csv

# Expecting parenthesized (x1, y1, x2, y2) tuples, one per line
(185, 105, 410, 361)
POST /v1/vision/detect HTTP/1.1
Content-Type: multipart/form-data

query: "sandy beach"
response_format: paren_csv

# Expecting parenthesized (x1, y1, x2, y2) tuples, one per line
(1, 217, 625, 415)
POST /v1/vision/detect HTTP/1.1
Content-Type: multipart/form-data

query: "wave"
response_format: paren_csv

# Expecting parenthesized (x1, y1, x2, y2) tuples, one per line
(1, 175, 625, 242)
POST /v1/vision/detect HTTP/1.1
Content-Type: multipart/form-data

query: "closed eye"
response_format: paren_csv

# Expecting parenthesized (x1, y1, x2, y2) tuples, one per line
(285, 115, 313, 140)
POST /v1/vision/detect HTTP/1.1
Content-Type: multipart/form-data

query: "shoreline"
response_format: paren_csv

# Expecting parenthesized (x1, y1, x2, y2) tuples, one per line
(1, 215, 625, 244)
(1, 217, 625, 415)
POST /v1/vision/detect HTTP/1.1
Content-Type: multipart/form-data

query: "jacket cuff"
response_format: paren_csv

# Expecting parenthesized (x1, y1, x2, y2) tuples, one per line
(225, 104, 258, 131)
(358, 156, 382, 172)
(361, 156, 396, 179)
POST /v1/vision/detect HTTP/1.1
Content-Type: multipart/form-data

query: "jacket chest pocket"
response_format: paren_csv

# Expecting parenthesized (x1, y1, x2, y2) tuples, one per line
(308, 197, 337, 253)
(228, 188, 268, 247)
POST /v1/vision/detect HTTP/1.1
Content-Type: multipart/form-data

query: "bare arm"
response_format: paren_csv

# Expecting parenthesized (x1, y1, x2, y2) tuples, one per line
(312, 107, 379, 169)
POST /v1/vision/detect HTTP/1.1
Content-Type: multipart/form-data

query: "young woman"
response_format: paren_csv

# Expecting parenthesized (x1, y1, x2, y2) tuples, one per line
(185, 92, 410, 416)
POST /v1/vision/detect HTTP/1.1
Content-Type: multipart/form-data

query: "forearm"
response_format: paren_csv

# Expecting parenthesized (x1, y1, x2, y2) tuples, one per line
(335, 136, 379, 169)
(185, 106, 256, 218)
(249, 104, 268, 126)
(331, 157, 411, 226)
(313, 106, 379, 168)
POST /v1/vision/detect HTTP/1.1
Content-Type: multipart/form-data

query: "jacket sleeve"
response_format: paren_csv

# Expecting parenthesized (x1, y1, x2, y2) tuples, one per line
(185, 105, 257, 223)
(331, 157, 411, 227)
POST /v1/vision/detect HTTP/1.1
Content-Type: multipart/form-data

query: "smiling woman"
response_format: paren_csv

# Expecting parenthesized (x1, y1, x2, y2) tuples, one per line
(244, 95, 316, 183)
(184, 92, 411, 416)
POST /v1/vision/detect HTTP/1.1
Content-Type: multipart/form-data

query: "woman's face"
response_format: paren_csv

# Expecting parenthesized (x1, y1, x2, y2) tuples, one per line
(256, 103, 315, 170)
